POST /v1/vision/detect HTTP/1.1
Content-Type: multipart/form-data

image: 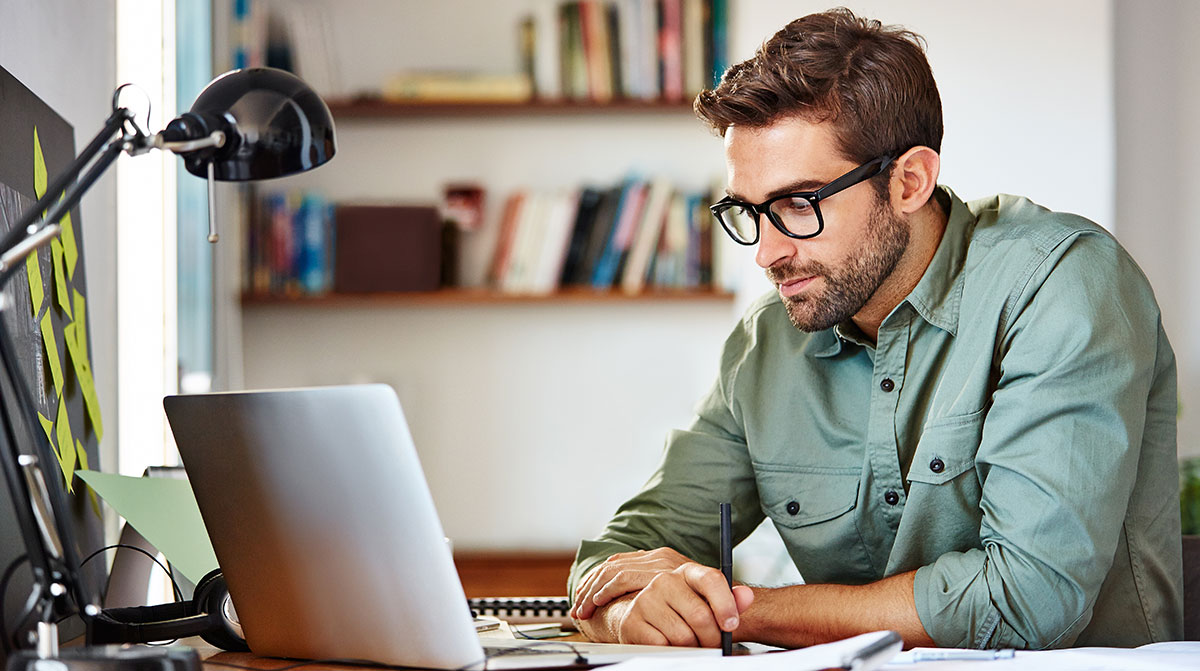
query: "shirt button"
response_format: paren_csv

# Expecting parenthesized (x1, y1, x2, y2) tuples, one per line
(884, 490, 900, 505)
(786, 501, 800, 515)
(930, 457, 945, 473)
(880, 378, 895, 392)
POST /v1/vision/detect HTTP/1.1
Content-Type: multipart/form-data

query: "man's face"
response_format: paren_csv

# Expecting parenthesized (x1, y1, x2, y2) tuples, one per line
(723, 118, 910, 332)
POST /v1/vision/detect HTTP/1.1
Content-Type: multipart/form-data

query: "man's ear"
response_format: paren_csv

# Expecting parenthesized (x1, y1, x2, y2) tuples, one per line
(891, 146, 940, 215)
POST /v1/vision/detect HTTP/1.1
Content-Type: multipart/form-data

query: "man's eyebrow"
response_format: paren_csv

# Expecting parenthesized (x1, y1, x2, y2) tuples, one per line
(726, 178, 826, 203)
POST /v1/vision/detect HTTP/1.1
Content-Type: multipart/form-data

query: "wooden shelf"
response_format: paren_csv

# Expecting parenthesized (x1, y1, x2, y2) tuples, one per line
(241, 287, 734, 307)
(325, 97, 696, 119)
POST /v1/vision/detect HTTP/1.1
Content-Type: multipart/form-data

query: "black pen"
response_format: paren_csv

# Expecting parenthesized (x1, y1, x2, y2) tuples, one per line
(719, 502, 733, 656)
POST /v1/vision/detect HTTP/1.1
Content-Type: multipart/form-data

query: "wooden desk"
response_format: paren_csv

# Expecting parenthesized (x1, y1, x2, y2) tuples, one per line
(193, 631, 596, 671)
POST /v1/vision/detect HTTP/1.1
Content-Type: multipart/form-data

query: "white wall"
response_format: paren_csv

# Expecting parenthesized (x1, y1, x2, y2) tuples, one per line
(239, 0, 1121, 551)
(1114, 0, 1200, 458)
(0, 2, 119, 484)
(734, 1, 1114, 229)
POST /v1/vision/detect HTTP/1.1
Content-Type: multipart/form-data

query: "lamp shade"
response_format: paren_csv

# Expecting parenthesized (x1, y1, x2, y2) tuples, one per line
(171, 67, 336, 181)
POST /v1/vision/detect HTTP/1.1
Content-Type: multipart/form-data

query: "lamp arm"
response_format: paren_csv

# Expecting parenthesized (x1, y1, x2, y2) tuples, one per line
(0, 303, 76, 646)
(0, 108, 135, 258)
(0, 134, 129, 286)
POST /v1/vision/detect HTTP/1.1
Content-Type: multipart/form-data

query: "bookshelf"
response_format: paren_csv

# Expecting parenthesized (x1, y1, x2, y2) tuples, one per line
(325, 97, 697, 119)
(241, 287, 734, 307)
(229, 0, 748, 562)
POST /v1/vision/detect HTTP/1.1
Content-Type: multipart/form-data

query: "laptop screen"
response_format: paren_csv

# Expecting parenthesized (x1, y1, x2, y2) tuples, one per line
(166, 385, 484, 669)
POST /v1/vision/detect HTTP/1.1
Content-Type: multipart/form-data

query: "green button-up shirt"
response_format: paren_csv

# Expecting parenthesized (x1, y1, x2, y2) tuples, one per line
(569, 187, 1183, 649)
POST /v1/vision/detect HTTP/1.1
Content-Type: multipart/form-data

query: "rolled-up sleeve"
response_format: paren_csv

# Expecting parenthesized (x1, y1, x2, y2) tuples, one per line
(913, 233, 1165, 649)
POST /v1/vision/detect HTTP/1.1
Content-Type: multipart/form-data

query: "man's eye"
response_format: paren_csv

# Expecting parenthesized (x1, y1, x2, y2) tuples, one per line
(778, 197, 814, 214)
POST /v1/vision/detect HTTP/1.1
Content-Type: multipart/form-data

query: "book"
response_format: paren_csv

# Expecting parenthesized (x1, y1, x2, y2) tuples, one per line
(572, 184, 625, 286)
(710, 0, 728, 86)
(559, 187, 604, 286)
(592, 180, 648, 289)
(559, 2, 589, 99)
(682, 0, 707, 96)
(530, 2, 562, 99)
(658, 0, 684, 101)
(620, 177, 673, 293)
(654, 190, 691, 288)
(383, 71, 533, 103)
(531, 189, 582, 293)
(579, 0, 614, 102)
(245, 189, 335, 296)
(503, 192, 551, 292)
(488, 191, 527, 286)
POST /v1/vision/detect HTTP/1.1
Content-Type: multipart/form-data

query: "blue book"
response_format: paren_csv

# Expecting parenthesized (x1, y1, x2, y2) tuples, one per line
(591, 179, 646, 289)
(296, 193, 329, 294)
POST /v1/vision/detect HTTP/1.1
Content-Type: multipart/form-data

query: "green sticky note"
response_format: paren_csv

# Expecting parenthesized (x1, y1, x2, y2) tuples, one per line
(72, 289, 89, 362)
(54, 395, 76, 492)
(51, 239, 72, 318)
(33, 127, 47, 198)
(76, 470, 219, 584)
(63, 322, 103, 443)
(39, 312, 64, 394)
(26, 252, 44, 319)
(60, 210, 78, 279)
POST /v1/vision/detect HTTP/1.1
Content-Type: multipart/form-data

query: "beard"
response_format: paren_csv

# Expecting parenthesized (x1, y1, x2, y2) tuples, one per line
(765, 200, 910, 332)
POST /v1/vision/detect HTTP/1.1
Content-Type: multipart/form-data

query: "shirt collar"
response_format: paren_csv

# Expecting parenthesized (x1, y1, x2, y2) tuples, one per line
(806, 185, 973, 359)
(805, 328, 845, 358)
(902, 186, 973, 337)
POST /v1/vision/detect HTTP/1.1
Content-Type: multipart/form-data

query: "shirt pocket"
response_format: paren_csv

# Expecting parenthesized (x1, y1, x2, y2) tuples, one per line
(754, 464, 861, 528)
(907, 410, 985, 486)
(753, 463, 874, 582)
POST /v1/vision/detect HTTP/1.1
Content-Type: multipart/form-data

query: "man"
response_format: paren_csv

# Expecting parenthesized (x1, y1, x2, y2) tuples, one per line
(568, 8, 1182, 650)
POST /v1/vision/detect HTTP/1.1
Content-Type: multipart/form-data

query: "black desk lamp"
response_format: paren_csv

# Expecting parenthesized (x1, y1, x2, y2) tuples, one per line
(0, 67, 334, 671)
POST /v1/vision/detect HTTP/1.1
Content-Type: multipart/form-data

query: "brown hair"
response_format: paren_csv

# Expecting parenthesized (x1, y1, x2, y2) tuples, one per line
(694, 7, 942, 166)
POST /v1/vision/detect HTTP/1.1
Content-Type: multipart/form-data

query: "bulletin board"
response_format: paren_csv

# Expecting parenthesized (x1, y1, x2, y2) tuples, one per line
(0, 64, 106, 628)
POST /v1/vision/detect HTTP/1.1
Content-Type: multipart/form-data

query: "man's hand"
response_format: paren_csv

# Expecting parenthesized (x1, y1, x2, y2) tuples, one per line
(571, 547, 693, 621)
(573, 559, 755, 647)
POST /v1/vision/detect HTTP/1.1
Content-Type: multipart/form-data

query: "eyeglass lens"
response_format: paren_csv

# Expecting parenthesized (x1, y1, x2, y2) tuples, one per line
(721, 196, 820, 243)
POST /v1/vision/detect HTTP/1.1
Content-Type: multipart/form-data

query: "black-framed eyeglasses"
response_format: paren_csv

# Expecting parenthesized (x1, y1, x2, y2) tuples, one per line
(709, 154, 897, 245)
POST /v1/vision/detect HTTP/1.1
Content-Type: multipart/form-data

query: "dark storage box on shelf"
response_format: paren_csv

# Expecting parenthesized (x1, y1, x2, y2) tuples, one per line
(333, 204, 442, 293)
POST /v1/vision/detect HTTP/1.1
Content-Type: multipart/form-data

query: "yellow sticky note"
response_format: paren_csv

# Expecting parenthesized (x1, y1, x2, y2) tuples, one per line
(37, 412, 54, 447)
(51, 239, 72, 318)
(72, 289, 89, 362)
(54, 396, 76, 492)
(39, 312, 63, 394)
(60, 211, 78, 279)
(33, 127, 47, 198)
(76, 439, 102, 518)
(63, 322, 102, 443)
(26, 252, 44, 319)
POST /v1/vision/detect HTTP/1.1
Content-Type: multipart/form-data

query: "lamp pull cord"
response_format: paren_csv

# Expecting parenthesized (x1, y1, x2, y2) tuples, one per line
(206, 162, 219, 243)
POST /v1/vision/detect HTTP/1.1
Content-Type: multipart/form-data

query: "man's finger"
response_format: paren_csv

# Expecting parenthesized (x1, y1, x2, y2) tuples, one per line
(590, 569, 660, 610)
(573, 549, 693, 619)
(732, 584, 755, 614)
(664, 586, 725, 647)
(624, 590, 701, 647)
(680, 564, 741, 632)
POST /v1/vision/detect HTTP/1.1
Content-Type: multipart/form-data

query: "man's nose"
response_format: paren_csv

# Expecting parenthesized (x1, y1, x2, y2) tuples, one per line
(755, 217, 795, 269)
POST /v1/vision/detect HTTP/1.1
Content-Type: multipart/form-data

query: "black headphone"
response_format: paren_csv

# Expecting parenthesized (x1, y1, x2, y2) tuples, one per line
(88, 569, 248, 651)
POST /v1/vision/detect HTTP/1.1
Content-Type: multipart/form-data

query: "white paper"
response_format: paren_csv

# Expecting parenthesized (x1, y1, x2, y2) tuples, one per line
(606, 631, 901, 671)
(884, 641, 1200, 670)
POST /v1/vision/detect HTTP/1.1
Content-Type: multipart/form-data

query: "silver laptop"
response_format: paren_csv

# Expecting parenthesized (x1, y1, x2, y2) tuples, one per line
(165, 385, 716, 669)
